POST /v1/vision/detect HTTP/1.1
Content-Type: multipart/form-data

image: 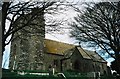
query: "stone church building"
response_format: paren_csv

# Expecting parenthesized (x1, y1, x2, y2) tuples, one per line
(9, 8, 108, 75)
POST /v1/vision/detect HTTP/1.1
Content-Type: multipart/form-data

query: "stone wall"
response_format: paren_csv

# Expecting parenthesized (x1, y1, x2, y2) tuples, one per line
(9, 8, 45, 70)
(44, 53, 64, 72)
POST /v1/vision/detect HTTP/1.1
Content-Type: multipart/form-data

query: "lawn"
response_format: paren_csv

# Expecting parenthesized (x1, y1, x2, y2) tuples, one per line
(2, 69, 118, 79)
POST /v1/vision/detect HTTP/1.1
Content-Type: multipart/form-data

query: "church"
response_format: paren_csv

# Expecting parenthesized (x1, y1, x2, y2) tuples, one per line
(9, 8, 108, 75)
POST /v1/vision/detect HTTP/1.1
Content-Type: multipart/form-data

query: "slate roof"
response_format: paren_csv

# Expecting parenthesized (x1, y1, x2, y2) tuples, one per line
(44, 39, 106, 63)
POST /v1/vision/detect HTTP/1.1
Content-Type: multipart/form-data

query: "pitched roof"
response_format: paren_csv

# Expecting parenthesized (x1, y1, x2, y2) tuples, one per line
(84, 50, 106, 63)
(77, 47, 106, 62)
(44, 39, 106, 63)
(77, 47, 91, 59)
(44, 39, 75, 55)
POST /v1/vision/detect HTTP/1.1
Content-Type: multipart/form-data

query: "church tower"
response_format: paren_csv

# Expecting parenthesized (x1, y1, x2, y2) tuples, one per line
(9, 8, 45, 70)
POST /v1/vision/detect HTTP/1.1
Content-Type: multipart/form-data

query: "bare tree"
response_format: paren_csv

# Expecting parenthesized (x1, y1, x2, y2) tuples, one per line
(70, 2, 120, 73)
(2, 0, 68, 55)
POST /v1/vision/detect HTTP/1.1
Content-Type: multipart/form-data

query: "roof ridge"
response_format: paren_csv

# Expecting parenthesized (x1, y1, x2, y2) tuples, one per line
(44, 38, 75, 46)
